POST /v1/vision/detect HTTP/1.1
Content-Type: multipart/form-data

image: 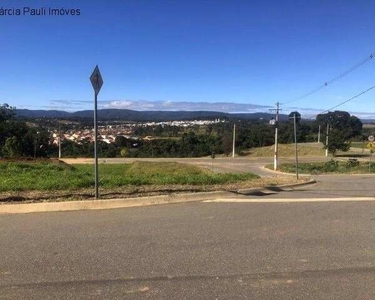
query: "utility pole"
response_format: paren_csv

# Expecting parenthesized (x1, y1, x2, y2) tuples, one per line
(289, 113, 299, 179)
(58, 121, 62, 159)
(269, 102, 281, 170)
(34, 131, 39, 159)
(369, 150, 372, 173)
(318, 125, 321, 144)
(34, 140, 37, 159)
(232, 123, 236, 158)
(325, 123, 330, 157)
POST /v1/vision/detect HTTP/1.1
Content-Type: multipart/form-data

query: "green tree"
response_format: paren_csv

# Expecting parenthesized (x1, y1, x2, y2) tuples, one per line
(316, 111, 361, 155)
(0, 103, 15, 122)
(2, 136, 22, 157)
(222, 133, 232, 156)
(115, 136, 127, 147)
(326, 129, 350, 156)
(279, 112, 307, 143)
(120, 148, 129, 157)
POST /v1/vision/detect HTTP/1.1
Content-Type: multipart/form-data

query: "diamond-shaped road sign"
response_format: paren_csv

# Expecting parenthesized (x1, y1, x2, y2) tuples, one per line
(90, 65, 103, 95)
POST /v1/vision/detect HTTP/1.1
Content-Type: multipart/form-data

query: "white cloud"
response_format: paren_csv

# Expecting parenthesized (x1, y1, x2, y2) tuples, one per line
(44, 100, 375, 119)
(105, 100, 133, 108)
(101, 100, 271, 112)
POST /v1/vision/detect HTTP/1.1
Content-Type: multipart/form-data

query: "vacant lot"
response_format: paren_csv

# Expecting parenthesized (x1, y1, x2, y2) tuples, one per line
(273, 160, 375, 174)
(0, 160, 260, 192)
(0, 160, 307, 202)
(246, 142, 371, 158)
(247, 143, 326, 157)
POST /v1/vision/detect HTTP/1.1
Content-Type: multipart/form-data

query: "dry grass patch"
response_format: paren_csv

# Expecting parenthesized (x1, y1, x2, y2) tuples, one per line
(0, 176, 309, 203)
(246, 143, 325, 157)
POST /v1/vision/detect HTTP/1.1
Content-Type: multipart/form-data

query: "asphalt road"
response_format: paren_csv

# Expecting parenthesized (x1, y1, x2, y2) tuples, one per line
(245, 174, 375, 198)
(2, 199, 375, 299)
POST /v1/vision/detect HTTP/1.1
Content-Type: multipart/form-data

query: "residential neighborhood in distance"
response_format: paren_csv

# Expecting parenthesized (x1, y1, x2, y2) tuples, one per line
(50, 119, 225, 145)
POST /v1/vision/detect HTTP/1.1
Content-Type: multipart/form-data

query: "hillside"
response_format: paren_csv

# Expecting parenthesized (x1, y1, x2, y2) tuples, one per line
(15, 108, 288, 122)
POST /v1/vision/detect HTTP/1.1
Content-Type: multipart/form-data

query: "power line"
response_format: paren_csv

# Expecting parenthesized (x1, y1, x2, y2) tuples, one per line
(282, 52, 374, 105)
(305, 84, 375, 119)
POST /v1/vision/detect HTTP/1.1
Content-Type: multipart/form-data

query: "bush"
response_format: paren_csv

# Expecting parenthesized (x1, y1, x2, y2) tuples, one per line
(323, 159, 339, 172)
(346, 159, 359, 168)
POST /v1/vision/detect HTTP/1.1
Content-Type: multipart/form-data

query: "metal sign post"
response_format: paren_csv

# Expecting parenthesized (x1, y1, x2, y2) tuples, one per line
(90, 65, 103, 199)
(367, 136, 375, 173)
(370, 150, 373, 173)
(289, 113, 301, 179)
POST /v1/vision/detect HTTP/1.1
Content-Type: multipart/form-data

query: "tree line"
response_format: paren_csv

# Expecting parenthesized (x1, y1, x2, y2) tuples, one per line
(0, 103, 366, 159)
(0, 104, 54, 158)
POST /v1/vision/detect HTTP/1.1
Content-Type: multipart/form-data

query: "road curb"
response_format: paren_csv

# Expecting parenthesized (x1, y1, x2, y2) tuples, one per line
(0, 180, 317, 215)
(259, 166, 311, 177)
(0, 191, 234, 215)
(236, 179, 317, 195)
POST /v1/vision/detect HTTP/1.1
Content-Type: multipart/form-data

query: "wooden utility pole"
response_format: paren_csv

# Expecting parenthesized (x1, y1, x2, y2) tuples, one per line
(58, 121, 62, 159)
(269, 102, 281, 170)
(232, 123, 236, 158)
(318, 125, 321, 144)
(292, 114, 299, 179)
(325, 123, 330, 157)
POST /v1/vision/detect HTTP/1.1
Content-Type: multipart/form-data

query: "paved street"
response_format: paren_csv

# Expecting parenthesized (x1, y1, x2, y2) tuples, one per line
(2, 196, 375, 299)
(244, 174, 375, 198)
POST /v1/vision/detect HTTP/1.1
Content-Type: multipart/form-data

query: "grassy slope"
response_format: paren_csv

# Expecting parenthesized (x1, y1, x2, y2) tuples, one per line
(247, 143, 326, 157)
(274, 161, 375, 174)
(246, 142, 371, 157)
(0, 161, 259, 192)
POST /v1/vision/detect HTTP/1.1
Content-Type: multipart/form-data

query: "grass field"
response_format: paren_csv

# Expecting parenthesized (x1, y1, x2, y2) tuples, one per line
(350, 142, 366, 149)
(247, 143, 326, 157)
(0, 160, 259, 192)
(273, 160, 375, 174)
(245, 142, 371, 157)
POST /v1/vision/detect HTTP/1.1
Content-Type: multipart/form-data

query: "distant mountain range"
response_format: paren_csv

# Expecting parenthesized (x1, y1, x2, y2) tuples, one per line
(15, 109, 290, 122)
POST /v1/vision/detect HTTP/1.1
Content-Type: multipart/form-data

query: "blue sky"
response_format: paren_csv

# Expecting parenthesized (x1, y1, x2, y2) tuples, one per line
(1, 0, 374, 117)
